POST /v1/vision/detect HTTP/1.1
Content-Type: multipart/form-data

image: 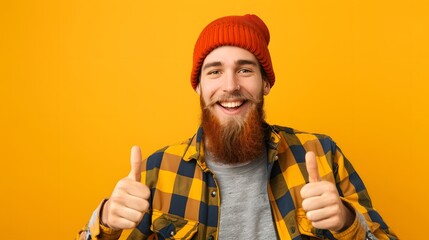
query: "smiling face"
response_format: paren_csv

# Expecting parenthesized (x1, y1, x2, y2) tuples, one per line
(196, 46, 271, 164)
(196, 46, 271, 125)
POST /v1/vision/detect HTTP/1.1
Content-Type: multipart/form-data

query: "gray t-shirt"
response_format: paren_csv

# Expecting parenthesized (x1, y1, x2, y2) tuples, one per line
(205, 152, 277, 239)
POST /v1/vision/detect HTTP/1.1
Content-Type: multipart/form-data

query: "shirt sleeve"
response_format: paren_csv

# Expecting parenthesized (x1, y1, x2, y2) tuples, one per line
(76, 199, 122, 240)
(331, 143, 398, 239)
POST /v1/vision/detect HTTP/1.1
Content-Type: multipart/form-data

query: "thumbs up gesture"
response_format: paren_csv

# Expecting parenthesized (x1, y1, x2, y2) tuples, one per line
(300, 151, 355, 232)
(101, 146, 151, 230)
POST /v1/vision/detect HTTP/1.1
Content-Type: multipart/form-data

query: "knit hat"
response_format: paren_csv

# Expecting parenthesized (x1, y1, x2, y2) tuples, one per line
(190, 14, 275, 90)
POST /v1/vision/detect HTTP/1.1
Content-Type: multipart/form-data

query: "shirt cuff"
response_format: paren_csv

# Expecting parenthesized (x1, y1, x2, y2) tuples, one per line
(331, 199, 367, 239)
(89, 199, 123, 240)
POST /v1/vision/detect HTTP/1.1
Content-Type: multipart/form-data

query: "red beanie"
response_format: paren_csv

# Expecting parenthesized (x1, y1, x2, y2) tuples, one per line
(190, 14, 275, 90)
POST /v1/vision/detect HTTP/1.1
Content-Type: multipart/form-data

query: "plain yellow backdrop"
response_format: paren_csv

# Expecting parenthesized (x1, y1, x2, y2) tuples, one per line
(1, 0, 428, 239)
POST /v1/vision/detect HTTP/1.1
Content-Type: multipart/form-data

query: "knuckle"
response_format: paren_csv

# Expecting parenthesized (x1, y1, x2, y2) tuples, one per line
(143, 188, 151, 199)
(135, 211, 145, 222)
(108, 204, 118, 214)
(301, 199, 309, 210)
(333, 203, 341, 213)
(327, 194, 338, 205)
(306, 211, 313, 220)
(141, 200, 150, 212)
(300, 186, 309, 197)
(109, 195, 122, 206)
(311, 221, 320, 229)
(132, 219, 141, 228)
(116, 179, 125, 188)
(109, 200, 125, 214)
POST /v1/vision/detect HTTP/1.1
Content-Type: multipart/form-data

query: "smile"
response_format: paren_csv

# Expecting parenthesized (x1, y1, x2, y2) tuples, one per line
(218, 100, 247, 109)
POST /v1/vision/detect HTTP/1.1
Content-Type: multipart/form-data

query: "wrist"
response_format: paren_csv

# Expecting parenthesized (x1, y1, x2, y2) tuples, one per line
(99, 199, 115, 230)
(336, 200, 356, 232)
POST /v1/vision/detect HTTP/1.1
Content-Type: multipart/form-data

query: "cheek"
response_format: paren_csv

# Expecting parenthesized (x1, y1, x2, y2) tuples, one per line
(200, 81, 220, 100)
(242, 82, 264, 98)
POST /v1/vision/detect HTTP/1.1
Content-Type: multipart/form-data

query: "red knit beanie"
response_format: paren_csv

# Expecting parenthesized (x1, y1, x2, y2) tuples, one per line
(191, 14, 275, 90)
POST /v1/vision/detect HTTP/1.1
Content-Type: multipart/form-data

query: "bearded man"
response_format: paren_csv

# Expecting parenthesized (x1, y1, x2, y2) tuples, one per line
(78, 14, 397, 240)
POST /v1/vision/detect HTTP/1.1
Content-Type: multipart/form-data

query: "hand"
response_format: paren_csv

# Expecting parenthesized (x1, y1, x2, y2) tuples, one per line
(101, 146, 150, 230)
(300, 151, 354, 232)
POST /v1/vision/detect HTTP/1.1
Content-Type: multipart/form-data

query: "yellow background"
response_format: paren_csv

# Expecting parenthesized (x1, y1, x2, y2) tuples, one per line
(1, 0, 427, 239)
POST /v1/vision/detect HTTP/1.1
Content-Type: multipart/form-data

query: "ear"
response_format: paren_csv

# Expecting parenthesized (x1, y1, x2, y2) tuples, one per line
(195, 83, 201, 95)
(263, 79, 271, 95)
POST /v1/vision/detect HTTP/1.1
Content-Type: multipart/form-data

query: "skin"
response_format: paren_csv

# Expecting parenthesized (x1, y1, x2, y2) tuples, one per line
(301, 151, 355, 232)
(101, 46, 355, 233)
(101, 146, 149, 230)
(196, 46, 271, 124)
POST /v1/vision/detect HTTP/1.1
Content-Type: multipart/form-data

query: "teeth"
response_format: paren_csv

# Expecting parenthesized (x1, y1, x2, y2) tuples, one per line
(220, 101, 243, 108)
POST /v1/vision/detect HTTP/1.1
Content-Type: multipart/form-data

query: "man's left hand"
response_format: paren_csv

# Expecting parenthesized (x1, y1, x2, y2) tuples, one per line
(300, 151, 355, 232)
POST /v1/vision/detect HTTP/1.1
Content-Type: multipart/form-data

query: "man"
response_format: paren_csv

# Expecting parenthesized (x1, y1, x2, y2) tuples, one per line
(78, 14, 397, 240)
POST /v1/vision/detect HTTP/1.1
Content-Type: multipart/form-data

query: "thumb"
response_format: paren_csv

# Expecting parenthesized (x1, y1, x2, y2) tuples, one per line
(128, 145, 142, 182)
(305, 151, 320, 183)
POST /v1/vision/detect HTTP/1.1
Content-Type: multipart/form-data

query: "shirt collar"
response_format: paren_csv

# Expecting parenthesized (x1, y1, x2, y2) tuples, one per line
(182, 124, 285, 164)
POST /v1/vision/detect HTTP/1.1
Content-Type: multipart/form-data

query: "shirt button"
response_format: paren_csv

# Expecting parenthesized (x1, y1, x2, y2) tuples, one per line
(211, 191, 217, 197)
(170, 230, 176, 236)
(289, 226, 296, 233)
(274, 155, 279, 160)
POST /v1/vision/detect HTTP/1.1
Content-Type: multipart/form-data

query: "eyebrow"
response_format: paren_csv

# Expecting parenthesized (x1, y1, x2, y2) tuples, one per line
(202, 59, 258, 71)
(202, 61, 222, 71)
(236, 59, 258, 67)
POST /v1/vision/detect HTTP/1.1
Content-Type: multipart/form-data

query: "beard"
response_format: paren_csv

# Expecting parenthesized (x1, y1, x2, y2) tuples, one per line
(200, 91, 269, 165)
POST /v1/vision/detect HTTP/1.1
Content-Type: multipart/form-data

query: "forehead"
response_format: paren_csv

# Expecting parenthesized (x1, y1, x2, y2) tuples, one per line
(202, 46, 258, 65)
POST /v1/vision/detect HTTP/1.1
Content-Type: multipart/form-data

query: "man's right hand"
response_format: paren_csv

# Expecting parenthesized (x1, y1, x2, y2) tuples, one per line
(101, 146, 150, 230)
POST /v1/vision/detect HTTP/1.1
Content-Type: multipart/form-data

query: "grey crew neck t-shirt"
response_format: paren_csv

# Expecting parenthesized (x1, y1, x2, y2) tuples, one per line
(205, 152, 277, 239)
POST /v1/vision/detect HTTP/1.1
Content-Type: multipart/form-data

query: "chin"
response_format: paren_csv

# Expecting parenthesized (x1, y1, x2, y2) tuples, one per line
(215, 109, 251, 126)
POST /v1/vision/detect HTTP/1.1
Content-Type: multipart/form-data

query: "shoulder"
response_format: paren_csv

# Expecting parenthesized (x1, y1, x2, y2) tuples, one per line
(141, 135, 201, 188)
(272, 124, 334, 141)
(144, 137, 195, 170)
(271, 124, 338, 154)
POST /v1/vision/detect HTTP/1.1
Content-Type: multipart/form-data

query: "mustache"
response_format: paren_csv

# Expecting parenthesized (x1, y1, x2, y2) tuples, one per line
(203, 92, 262, 110)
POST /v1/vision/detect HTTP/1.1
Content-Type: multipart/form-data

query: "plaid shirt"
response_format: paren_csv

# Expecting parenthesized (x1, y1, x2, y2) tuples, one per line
(78, 125, 397, 240)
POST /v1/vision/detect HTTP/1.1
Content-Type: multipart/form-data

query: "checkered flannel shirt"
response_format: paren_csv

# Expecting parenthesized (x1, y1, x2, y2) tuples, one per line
(78, 125, 397, 240)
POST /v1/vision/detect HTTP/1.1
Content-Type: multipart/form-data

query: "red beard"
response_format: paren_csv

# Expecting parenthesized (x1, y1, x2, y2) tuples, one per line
(200, 92, 269, 164)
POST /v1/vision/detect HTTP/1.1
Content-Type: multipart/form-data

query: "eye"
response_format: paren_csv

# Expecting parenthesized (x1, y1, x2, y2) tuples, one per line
(237, 68, 253, 75)
(208, 70, 221, 75)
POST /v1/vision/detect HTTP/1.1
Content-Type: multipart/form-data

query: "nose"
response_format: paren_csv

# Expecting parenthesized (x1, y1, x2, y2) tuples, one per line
(223, 72, 240, 93)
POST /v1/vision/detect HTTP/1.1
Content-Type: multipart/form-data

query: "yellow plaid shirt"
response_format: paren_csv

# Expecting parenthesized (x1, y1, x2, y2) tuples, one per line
(78, 125, 397, 240)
